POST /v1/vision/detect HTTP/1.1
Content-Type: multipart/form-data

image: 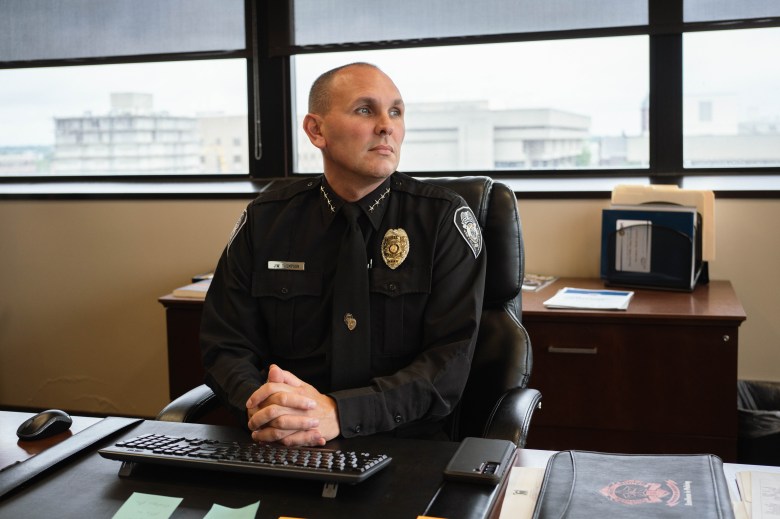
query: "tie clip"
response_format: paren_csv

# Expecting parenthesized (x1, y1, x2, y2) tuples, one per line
(268, 261, 305, 271)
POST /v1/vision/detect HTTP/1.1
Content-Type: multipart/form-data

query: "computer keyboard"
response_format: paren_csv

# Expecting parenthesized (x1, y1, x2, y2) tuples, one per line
(98, 433, 392, 484)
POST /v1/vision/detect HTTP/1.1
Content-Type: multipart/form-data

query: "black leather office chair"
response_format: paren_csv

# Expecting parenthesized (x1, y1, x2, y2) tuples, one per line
(157, 176, 541, 447)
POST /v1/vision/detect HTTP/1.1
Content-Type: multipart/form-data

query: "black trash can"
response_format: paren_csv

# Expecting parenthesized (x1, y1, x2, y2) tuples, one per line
(738, 380, 780, 466)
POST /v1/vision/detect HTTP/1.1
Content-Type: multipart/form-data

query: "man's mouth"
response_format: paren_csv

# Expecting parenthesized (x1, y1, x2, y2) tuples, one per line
(370, 144, 394, 154)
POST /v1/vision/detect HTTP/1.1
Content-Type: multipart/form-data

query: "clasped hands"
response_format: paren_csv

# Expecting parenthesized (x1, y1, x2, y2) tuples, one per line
(246, 364, 341, 447)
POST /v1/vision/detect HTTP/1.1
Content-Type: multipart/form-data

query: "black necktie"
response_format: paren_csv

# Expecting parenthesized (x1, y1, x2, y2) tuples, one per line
(331, 203, 371, 390)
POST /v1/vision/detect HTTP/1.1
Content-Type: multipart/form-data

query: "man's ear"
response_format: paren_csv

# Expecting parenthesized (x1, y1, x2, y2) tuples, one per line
(302, 114, 326, 150)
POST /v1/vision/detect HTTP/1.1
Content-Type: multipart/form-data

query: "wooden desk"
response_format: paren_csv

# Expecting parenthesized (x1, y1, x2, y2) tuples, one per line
(3, 410, 771, 518)
(0, 417, 485, 518)
(160, 278, 746, 460)
(522, 278, 746, 462)
(0, 410, 101, 470)
(159, 294, 207, 400)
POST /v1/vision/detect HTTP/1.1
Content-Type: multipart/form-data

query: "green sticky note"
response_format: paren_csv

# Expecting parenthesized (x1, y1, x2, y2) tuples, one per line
(112, 492, 183, 519)
(204, 501, 261, 519)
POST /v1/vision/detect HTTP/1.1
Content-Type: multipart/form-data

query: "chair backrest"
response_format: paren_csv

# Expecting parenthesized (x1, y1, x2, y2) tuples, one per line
(425, 176, 532, 440)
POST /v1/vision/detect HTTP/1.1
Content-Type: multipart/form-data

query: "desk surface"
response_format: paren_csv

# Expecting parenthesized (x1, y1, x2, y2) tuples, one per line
(3, 411, 777, 518)
(0, 414, 486, 519)
(0, 410, 101, 470)
(523, 278, 746, 322)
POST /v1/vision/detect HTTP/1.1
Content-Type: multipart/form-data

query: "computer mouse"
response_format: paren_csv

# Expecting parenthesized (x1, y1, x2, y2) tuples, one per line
(16, 409, 73, 441)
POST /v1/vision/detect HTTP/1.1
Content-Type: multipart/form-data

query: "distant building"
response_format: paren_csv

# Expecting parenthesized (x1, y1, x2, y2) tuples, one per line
(295, 101, 592, 172)
(627, 93, 780, 168)
(51, 93, 201, 175)
(9, 92, 777, 176)
(197, 115, 249, 174)
(0, 146, 51, 175)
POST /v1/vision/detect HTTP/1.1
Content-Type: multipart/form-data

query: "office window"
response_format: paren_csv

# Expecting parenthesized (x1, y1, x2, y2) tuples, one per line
(0, 0, 244, 61)
(684, 0, 779, 23)
(0, 0, 249, 178)
(293, 37, 648, 174)
(683, 27, 780, 168)
(3, 0, 780, 187)
(291, 0, 646, 47)
(0, 60, 248, 176)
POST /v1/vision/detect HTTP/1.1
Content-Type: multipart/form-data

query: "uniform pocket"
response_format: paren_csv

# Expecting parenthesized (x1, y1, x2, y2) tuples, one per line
(252, 270, 322, 299)
(370, 266, 431, 359)
(370, 267, 431, 298)
(252, 270, 323, 357)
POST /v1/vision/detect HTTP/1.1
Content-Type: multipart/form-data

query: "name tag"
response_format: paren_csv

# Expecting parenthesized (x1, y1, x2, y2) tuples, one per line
(268, 261, 305, 271)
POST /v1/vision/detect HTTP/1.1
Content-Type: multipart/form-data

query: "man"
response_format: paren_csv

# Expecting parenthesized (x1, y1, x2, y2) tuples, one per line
(200, 63, 486, 447)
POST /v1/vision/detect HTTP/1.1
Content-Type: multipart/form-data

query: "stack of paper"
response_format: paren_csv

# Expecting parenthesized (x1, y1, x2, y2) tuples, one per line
(522, 274, 558, 292)
(611, 184, 715, 261)
(543, 287, 633, 311)
(172, 279, 211, 299)
(735, 470, 780, 519)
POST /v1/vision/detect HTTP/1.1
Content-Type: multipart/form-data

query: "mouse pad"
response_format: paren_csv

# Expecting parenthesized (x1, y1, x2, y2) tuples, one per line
(0, 416, 142, 500)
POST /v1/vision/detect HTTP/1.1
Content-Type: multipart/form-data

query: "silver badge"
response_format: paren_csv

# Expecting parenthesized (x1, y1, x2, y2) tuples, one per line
(454, 207, 482, 258)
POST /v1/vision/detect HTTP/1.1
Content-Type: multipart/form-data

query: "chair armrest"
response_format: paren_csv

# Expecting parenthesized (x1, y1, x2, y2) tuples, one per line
(482, 387, 542, 448)
(156, 384, 219, 423)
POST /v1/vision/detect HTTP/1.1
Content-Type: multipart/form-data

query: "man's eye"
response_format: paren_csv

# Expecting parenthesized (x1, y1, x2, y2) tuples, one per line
(356, 107, 371, 115)
(390, 109, 402, 117)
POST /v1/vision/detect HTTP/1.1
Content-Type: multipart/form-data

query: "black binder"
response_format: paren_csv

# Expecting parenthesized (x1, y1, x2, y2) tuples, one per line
(532, 451, 734, 519)
(601, 206, 705, 292)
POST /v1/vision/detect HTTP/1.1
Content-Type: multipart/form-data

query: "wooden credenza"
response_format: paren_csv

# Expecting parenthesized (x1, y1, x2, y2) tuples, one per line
(159, 294, 208, 401)
(160, 277, 746, 461)
(521, 278, 746, 462)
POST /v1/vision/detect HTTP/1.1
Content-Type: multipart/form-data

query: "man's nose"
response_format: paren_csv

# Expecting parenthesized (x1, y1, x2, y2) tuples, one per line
(375, 114, 394, 135)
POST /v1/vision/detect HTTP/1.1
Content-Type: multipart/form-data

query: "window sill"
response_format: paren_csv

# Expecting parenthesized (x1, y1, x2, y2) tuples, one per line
(1, 174, 779, 200)
(0, 178, 275, 200)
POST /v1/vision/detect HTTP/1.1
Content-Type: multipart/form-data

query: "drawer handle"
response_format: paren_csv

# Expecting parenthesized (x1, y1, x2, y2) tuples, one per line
(548, 346, 598, 355)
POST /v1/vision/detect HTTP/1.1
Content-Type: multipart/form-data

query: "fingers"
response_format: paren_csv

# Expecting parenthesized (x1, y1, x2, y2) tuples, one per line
(246, 364, 307, 410)
(246, 381, 315, 411)
(267, 364, 304, 387)
(251, 427, 326, 447)
(249, 402, 318, 430)
(245, 366, 335, 448)
(247, 391, 317, 430)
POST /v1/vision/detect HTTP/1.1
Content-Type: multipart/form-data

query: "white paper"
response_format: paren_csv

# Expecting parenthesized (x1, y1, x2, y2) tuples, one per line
(498, 467, 545, 519)
(615, 219, 652, 273)
(543, 287, 634, 311)
(752, 471, 780, 519)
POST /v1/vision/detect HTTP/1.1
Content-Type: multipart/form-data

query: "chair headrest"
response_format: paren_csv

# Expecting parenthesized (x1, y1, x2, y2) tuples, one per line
(423, 177, 523, 305)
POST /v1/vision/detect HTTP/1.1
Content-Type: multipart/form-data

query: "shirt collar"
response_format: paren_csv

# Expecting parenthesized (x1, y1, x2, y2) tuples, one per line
(319, 175, 393, 231)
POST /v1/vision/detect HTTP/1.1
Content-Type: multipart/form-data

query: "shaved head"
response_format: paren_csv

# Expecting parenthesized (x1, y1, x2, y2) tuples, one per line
(308, 62, 382, 115)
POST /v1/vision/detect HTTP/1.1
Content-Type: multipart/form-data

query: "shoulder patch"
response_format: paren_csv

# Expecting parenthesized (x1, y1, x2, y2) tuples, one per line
(454, 206, 483, 258)
(226, 209, 247, 256)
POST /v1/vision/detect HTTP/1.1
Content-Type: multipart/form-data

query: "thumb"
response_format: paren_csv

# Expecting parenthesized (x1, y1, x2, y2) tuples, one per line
(266, 364, 286, 383)
(268, 364, 304, 387)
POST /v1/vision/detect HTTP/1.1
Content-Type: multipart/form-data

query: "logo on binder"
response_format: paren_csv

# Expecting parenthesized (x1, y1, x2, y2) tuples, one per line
(600, 479, 681, 507)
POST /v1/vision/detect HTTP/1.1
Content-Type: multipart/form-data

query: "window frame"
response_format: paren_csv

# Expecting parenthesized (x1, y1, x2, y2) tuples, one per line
(1, 0, 780, 198)
(270, 0, 780, 187)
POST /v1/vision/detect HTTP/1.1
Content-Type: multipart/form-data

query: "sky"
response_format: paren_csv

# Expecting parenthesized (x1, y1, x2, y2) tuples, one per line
(1, 28, 778, 147)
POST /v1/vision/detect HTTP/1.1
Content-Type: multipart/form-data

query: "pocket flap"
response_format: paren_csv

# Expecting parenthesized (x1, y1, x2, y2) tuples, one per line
(252, 270, 321, 300)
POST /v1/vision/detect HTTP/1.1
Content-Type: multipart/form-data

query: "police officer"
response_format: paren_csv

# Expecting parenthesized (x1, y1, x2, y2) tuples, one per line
(200, 63, 487, 447)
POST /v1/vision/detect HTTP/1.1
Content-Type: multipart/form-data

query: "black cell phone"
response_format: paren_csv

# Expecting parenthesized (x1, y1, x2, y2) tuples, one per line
(443, 437, 516, 485)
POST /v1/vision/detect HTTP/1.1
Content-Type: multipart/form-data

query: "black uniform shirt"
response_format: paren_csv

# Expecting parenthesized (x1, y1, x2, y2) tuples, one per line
(200, 172, 487, 438)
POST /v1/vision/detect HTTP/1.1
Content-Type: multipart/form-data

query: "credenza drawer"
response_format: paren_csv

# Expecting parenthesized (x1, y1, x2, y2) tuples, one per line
(526, 320, 738, 437)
